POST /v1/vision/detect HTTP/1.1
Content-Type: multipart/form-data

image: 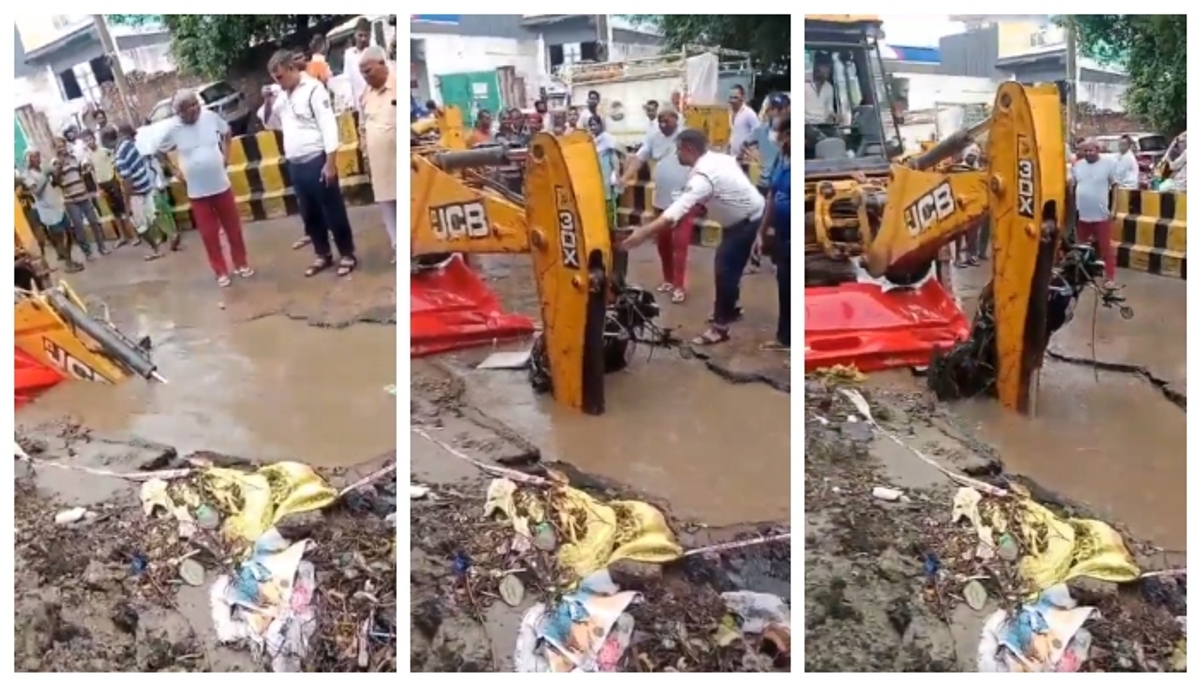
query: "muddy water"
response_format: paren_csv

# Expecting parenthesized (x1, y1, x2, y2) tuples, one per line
(462, 354, 791, 527)
(18, 207, 397, 469)
(443, 248, 793, 527)
(944, 266, 1187, 551)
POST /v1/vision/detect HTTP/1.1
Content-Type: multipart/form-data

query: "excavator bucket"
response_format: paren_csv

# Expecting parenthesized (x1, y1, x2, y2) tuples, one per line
(410, 256, 535, 357)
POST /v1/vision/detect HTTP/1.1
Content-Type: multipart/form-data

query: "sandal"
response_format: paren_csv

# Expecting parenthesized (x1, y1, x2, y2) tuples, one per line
(657, 282, 674, 292)
(235, 266, 255, 278)
(671, 289, 686, 304)
(143, 252, 164, 262)
(292, 237, 312, 250)
(760, 340, 790, 352)
(692, 327, 731, 346)
(336, 255, 358, 277)
(305, 256, 333, 277)
(967, 256, 980, 266)
(216, 274, 232, 288)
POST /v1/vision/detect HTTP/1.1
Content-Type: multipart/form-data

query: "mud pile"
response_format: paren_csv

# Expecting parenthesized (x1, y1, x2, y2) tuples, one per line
(803, 377, 1186, 673)
(15, 428, 396, 673)
(410, 468, 791, 672)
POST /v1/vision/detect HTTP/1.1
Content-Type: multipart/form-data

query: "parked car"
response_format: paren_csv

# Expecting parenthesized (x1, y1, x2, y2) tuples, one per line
(1095, 132, 1170, 187)
(144, 80, 253, 136)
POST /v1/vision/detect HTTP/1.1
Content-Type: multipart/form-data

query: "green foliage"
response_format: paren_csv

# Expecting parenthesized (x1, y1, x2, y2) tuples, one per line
(625, 15, 790, 75)
(1061, 15, 1186, 135)
(107, 14, 347, 80)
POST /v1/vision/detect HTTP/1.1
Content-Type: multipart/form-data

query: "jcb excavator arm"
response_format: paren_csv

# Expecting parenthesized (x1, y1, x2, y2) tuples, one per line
(410, 132, 616, 414)
(863, 82, 1067, 412)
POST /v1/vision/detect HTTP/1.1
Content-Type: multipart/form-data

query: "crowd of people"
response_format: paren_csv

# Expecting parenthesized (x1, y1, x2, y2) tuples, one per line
(17, 17, 398, 285)
(429, 84, 791, 358)
(619, 85, 791, 359)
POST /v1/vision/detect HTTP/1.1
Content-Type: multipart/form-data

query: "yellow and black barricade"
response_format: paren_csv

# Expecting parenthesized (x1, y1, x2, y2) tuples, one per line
(1111, 188, 1187, 279)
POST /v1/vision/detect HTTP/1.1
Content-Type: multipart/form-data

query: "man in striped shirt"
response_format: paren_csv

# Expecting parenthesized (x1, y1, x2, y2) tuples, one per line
(113, 124, 178, 260)
(53, 136, 107, 258)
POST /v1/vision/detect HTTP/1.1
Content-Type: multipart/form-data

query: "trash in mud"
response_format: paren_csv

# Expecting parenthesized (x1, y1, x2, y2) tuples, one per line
(949, 485, 1140, 593)
(804, 377, 1185, 673)
(477, 350, 532, 370)
(54, 507, 91, 525)
(977, 584, 1095, 672)
(514, 570, 641, 672)
(813, 364, 867, 384)
(412, 467, 791, 673)
(16, 430, 396, 673)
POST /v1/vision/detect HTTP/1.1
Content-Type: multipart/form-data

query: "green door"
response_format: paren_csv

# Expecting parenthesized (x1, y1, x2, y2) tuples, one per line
(15, 118, 28, 169)
(437, 71, 501, 127)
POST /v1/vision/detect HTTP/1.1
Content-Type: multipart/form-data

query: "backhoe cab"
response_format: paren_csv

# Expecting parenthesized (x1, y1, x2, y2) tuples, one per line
(804, 16, 905, 174)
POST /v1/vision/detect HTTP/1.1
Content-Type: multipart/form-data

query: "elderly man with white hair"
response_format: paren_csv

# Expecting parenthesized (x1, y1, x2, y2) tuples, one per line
(357, 45, 398, 262)
(158, 88, 253, 287)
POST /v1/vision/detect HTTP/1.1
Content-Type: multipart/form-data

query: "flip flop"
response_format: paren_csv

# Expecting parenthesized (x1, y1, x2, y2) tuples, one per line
(336, 255, 358, 277)
(292, 237, 312, 250)
(305, 257, 333, 277)
(692, 327, 730, 346)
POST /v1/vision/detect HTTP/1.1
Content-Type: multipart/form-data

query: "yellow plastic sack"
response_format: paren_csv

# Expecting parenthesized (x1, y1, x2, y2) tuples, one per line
(198, 461, 337, 544)
(972, 489, 1139, 593)
(550, 486, 682, 582)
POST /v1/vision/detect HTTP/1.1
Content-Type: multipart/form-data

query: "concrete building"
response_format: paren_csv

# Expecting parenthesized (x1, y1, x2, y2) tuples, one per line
(14, 15, 174, 130)
(410, 14, 662, 111)
(939, 15, 1127, 111)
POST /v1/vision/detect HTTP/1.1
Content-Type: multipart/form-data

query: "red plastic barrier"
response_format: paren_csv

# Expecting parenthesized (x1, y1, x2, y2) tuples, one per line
(411, 256, 536, 357)
(15, 346, 63, 409)
(804, 279, 969, 373)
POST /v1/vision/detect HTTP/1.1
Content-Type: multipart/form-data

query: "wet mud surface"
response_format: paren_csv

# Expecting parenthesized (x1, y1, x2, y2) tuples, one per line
(805, 265, 1187, 672)
(15, 424, 397, 672)
(804, 380, 1185, 672)
(21, 206, 397, 469)
(409, 247, 792, 671)
(17, 208, 399, 672)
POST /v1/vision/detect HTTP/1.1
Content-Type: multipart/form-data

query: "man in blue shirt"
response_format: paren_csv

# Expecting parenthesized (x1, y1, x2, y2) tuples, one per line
(112, 124, 178, 259)
(755, 115, 791, 357)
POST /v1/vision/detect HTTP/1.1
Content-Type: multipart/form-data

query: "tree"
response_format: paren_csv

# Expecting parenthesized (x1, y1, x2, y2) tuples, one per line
(107, 14, 348, 79)
(1063, 15, 1186, 135)
(626, 15, 790, 79)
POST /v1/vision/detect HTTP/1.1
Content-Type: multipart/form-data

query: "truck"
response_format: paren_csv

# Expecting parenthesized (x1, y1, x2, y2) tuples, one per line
(555, 47, 756, 149)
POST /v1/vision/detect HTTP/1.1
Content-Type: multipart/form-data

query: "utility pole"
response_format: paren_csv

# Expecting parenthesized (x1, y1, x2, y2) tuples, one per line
(92, 14, 138, 126)
(1065, 16, 1078, 142)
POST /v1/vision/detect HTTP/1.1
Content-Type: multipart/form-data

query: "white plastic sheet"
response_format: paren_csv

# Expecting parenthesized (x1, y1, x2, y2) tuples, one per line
(685, 53, 720, 105)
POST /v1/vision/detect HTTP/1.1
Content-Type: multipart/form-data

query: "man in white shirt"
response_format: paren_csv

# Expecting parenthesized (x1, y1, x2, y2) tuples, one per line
(259, 49, 358, 277)
(620, 128, 765, 345)
(728, 84, 759, 159)
(805, 55, 837, 125)
(342, 18, 373, 111)
(1114, 135, 1141, 189)
(1070, 138, 1120, 288)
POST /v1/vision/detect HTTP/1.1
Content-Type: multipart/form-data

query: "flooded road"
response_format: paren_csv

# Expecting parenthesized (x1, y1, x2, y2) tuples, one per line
(945, 265, 1187, 550)
(18, 206, 397, 469)
(414, 247, 792, 528)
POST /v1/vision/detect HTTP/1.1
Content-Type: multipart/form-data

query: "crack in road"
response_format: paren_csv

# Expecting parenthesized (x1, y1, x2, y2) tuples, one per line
(1047, 348, 1186, 411)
